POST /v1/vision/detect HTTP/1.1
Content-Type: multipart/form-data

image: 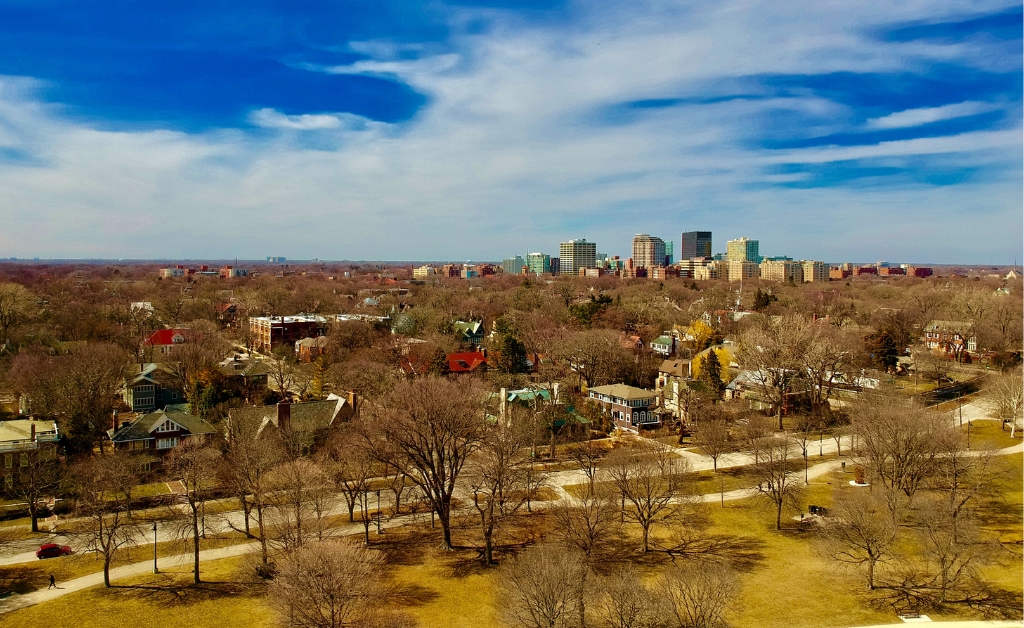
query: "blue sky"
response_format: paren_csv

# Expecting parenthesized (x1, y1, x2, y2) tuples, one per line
(0, 0, 1020, 263)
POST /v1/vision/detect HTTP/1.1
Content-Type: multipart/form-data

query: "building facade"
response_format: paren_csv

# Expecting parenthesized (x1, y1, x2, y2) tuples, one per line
(559, 239, 597, 275)
(726, 237, 760, 263)
(631, 234, 666, 270)
(526, 253, 551, 275)
(588, 384, 661, 431)
(801, 261, 829, 283)
(250, 315, 327, 354)
(724, 260, 759, 282)
(760, 259, 803, 282)
(502, 256, 526, 275)
(681, 231, 712, 260)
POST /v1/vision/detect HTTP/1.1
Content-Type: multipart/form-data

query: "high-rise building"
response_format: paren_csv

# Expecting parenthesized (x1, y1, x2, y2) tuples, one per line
(681, 231, 712, 259)
(724, 260, 759, 282)
(526, 252, 551, 275)
(631, 234, 666, 270)
(559, 239, 596, 275)
(760, 259, 803, 283)
(800, 261, 829, 283)
(664, 242, 674, 266)
(502, 256, 526, 275)
(726, 237, 760, 263)
(550, 257, 560, 274)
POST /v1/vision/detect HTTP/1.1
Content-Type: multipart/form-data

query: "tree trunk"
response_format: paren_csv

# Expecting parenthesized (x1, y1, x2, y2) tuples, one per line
(641, 525, 650, 553)
(775, 501, 783, 530)
(192, 506, 201, 584)
(867, 557, 875, 590)
(242, 501, 252, 537)
(103, 554, 112, 587)
(439, 499, 454, 550)
(29, 502, 38, 533)
(483, 524, 493, 565)
(257, 504, 268, 565)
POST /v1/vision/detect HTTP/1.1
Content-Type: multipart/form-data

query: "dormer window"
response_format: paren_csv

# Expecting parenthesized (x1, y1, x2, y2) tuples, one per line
(155, 419, 178, 433)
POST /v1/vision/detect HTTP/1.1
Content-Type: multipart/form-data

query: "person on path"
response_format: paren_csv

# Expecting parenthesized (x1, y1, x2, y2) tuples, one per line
(48, 575, 56, 589)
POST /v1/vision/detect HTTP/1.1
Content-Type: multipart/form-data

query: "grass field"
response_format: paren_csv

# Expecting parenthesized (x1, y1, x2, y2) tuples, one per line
(1, 451, 1020, 628)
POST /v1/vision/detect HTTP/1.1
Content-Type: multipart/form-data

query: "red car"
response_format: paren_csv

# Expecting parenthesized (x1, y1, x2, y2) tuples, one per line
(35, 544, 72, 559)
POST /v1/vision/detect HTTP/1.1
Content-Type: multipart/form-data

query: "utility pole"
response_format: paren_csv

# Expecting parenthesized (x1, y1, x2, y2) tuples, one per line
(152, 522, 159, 574)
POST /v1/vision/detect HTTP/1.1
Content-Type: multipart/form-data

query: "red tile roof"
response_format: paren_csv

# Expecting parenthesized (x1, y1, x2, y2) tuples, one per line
(144, 329, 189, 346)
(447, 351, 488, 373)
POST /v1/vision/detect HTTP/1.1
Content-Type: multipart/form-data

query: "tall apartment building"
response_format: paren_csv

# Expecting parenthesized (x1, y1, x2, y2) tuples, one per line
(664, 242, 674, 266)
(526, 253, 551, 275)
(631, 234, 666, 270)
(724, 260, 759, 282)
(681, 231, 712, 259)
(760, 259, 803, 283)
(559, 239, 596, 275)
(726, 237, 760, 263)
(801, 261, 829, 283)
(502, 256, 526, 275)
(413, 265, 437, 279)
(550, 257, 560, 274)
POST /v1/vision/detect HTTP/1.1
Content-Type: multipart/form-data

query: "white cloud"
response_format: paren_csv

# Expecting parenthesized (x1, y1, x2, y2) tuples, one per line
(248, 109, 344, 130)
(865, 101, 1001, 129)
(0, 1, 1019, 264)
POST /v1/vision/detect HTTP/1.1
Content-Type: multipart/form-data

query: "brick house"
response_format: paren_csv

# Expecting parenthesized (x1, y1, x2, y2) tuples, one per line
(588, 383, 661, 431)
(227, 395, 357, 454)
(249, 315, 327, 353)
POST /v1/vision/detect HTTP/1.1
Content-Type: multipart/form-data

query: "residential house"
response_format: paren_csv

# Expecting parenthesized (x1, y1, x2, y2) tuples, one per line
(656, 359, 693, 422)
(0, 419, 59, 487)
(588, 383, 661, 431)
(447, 350, 489, 373)
(924, 320, 977, 354)
(650, 333, 677, 356)
(227, 396, 357, 454)
(107, 410, 216, 471)
(453, 321, 486, 346)
(295, 336, 330, 363)
(143, 328, 190, 356)
(122, 363, 186, 413)
(219, 355, 270, 400)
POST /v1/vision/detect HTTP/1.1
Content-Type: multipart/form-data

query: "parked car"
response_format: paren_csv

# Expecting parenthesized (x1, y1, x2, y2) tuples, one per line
(36, 544, 72, 559)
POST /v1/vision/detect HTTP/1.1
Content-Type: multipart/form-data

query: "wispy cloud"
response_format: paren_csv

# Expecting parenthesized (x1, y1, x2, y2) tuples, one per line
(0, 1, 1019, 264)
(865, 101, 1001, 129)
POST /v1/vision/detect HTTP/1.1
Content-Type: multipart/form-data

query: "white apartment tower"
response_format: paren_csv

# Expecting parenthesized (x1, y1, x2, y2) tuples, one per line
(559, 239, 597, 275)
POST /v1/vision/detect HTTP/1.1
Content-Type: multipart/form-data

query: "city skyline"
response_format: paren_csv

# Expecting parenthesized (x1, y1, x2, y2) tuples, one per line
(0, 2, 1020, 264)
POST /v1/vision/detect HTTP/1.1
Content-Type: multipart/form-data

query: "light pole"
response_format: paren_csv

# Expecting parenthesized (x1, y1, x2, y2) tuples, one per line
(376, 490, 382, 534)
(152, 522, 158, 574)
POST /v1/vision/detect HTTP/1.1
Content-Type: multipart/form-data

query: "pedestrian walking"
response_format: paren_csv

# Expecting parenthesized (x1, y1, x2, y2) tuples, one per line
(48, 574, 56, 589)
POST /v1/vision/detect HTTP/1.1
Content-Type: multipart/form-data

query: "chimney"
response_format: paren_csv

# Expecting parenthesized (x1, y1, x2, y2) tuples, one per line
(112, 409, 119, 432)
(499, 388, 508, 421)
(552, 382, 560, 403)
(277, 402, 291, 433)
(347, 390, 356, 415)
(30, 423, 35, 442)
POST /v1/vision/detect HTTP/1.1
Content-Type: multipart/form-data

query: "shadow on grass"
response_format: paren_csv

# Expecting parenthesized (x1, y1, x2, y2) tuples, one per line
(109, 577, 258, 605)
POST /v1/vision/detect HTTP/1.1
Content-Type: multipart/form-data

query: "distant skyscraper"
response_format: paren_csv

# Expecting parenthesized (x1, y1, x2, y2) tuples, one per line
(502, 255, 526, 275)
(631, 234, 666, 269)
(526, 252, 551, 275)
(664, 242, 674, 266)
(559, 239, 597, 275)
(726, 237, 760, 263)
(681, 231, 712, 259)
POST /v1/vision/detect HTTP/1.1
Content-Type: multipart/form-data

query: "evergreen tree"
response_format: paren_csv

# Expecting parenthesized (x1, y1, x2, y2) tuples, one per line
(698, 349, 725, 399)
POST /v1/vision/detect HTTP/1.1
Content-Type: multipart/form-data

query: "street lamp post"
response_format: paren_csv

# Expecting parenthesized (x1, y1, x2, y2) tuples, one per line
(376, 490, 382, 534)
(152, 522, 158, 574)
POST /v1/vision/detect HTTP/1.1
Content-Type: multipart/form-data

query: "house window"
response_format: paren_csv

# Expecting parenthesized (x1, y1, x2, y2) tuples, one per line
(156, 437, 179, 449)
(19, 454, 28, 467)
(156, 420, 177, 433)
(3, 455, 10, 468)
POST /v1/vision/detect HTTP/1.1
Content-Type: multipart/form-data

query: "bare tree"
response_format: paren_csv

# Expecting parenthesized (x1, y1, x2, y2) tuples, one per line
(163, 321, 229, 415)
(268, 539, 388, 628)
(169, 438, 221, 584)
(657, 561, 738, 628)
(819, 488, 902, 591)
(467, 410, 534, 564)
(606, 439, 686, 552)
(692, 418, 731, 472)
(738, 315, 813, 429)
(751, 437, 801, 530)
(497, 544, 588, 628)
(916, 495, 982, 603)
(553, 329, 624, 389)
(553, 488, 619, 559)
(594, 565, 657, 628)
(5, 446, 62, 532)
(329, 429, 376, 525)
(268, 458, 332, 553)
(222, 413, 282, 565)
(567, 442, 603, 496)
(742, 413, 773, 465)
(0, 282, 35, 345)
(853, 395, 948, 515)
(986, 373, 1024, 436)
(70, 452, 140, 587)
(801, 325, 855, 417)
(363, 376, 484, 550)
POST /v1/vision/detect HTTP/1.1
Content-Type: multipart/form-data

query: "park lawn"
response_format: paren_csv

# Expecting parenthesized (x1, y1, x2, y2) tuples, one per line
(962, 419, 1021, 451)
(0, 555, 275, 628)
(0, 532, 251, 594)
(390, 549, 502, 628)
